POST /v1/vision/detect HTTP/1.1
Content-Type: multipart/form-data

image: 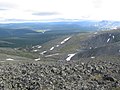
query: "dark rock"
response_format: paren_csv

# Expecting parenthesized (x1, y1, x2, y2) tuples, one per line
(0, 60, 119, 90)
(103, 74, 116, 82)
(21, 70, 26, 75)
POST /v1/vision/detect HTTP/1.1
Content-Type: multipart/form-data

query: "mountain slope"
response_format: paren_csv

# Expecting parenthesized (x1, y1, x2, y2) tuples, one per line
(25, 29, 120, 61)
(0, 48, 39, 60)
(73, 29, 120, 59)
(2, 28, 120, 61)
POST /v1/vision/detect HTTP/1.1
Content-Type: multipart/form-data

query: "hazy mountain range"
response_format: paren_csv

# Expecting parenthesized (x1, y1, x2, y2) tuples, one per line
(0, 20, 120, 30)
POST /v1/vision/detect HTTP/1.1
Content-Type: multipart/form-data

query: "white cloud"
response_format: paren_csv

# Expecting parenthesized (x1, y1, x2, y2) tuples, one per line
(0, 0, 120, 22)
(92, 0, 103, 8)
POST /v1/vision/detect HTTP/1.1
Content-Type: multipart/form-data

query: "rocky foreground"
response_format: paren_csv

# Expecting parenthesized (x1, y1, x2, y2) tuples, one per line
(0, 59, 120, 90)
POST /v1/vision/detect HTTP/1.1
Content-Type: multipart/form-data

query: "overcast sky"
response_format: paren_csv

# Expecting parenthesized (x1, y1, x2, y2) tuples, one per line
(0, 0, 120, 23)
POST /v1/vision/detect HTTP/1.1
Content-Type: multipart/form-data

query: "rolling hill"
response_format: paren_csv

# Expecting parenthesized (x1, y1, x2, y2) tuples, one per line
(0, 28, 38, 37)
(15, 28, 120, 61)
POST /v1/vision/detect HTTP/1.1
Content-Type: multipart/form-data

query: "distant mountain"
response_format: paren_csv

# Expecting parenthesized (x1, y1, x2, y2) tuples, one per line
(0, 20, 120, 31)
(93, 20, 120, 30)
(0, 21, 98, 31)
(0, 28, 37, 37)
(72, 29, 120, 59)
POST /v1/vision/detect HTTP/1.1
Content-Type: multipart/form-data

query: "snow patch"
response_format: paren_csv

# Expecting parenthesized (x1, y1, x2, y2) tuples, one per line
(91, 57, 95, 59)
(66, 53, 76, 61)
(107, 38, 110, 43)
(32, 46, 35, 49)
(45, 53, 59, 57)
(40, 51, 47, 55)
(33, 50, 38, 52)
(109, 34, 111, 36)
(81, 62, 84, 65)
(6, 58, 14, 61)
(112, 27, 117, 30)
(34, 58, 40, 61)
(119, 50, 120, 52)
(50, 47, 54, 51)
(32, 45, 42, 49)
(94, 32, 98, 34)
(56, 45, 60, 47)
(61, 37, 71, 44)
(38, 46, 42, 49)
(112, 35, 115, 39)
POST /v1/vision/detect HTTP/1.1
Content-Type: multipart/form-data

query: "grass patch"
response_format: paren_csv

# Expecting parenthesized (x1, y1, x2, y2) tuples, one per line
(90, 74, 102, 81)
(0, 48, 38, 59)
(112, 87, 120, 90)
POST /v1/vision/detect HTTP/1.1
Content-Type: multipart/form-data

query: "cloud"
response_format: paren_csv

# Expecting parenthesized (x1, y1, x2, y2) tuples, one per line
(0, 2, 17, 10)
(92, 0, 103, 8)
(32, 12, 59, 16)
(4, 19, 26, 21)
(3, 19, 42, 22)
(0, 8, 8, 10)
